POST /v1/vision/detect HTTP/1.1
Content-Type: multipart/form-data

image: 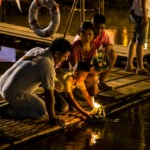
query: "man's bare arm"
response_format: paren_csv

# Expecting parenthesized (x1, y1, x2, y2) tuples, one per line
(44, 88, 65, 127)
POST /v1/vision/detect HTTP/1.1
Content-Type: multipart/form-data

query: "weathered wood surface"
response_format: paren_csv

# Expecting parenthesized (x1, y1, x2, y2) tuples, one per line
(0, 112, 86, 150)
(97, 68, 150, 100)
(0, 22, 74, 44)
(99, 79, 150, 99)
(113, 44, 150, 58)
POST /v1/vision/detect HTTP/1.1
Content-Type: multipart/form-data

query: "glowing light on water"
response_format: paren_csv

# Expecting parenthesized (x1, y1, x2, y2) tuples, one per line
(91, 134, 97, 144)
(90, 130, 104, 146)
(122, 26, 128, 46)
(144, 42, 148, 50)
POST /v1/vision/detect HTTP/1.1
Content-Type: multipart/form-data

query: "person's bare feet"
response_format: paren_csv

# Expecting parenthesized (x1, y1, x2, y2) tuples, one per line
(125, 66, 136, 72)
(136, 68, 150, 75)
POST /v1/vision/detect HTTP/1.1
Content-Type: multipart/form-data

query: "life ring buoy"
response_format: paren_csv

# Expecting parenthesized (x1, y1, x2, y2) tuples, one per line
(28, 0, 60, 37)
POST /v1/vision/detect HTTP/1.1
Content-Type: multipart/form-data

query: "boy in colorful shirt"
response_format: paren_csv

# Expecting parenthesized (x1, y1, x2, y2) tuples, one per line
(73, 15, 117, 91)
(91, 14, 117, 91)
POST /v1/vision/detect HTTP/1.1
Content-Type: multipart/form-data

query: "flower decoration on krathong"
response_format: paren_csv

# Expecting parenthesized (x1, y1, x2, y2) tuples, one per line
(92, 49, 110, 72)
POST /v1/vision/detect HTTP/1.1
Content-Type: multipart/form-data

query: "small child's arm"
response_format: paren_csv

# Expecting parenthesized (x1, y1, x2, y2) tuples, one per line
(64, 77, 92, 118)
(65, 91, 92, 118)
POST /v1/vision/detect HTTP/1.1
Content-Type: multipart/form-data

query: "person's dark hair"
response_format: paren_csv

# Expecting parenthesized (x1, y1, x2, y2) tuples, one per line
(74, 61, 90, 72)
(78, 20, 95, 35)
(50, 37, 72, 54)
(91, 14, 106, 25)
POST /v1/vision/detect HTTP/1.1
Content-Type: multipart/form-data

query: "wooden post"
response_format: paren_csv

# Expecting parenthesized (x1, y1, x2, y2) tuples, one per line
(99, 0, 104, 15)
(63, 0, 79, 39)
(80, 0, 85, 24)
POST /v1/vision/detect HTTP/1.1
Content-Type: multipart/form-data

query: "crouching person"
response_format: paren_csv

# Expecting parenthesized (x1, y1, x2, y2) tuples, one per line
(55, 62, 94, 118)
(0, 38, 71, 127)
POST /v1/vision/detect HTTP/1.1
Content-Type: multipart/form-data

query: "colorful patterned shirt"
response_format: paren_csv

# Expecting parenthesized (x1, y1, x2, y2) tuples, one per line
(93, 31, 112, 49)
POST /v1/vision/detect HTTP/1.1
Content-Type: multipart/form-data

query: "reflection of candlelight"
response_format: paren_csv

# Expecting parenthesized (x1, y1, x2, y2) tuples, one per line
(144, 41, 148, 50)
(90, 130, 104, 146)
(122, 26, 128, 46)
(91, 134, 97, 144)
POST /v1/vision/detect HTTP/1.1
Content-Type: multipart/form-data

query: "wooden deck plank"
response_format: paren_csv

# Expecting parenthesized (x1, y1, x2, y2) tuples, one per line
(109, 67, 122, 72)
(0, 111, 84, 150)
(107, 74, 150, 88)
(0, 22, 74, 43)
(106, 69, 135, 81)
(114, 44, 150, 58)
(98, 78, 150, 100)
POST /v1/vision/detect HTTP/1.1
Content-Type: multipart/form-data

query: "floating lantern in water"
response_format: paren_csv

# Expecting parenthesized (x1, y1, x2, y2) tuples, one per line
(90, 97, 106, 121)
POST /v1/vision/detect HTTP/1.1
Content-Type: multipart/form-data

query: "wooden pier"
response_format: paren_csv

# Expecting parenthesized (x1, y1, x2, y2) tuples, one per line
(0, 23, 150, 149)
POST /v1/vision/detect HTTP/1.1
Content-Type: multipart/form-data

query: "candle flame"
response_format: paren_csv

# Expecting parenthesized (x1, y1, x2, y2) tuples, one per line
(91, 96, 101, 108)
(94, 102, 100, 108)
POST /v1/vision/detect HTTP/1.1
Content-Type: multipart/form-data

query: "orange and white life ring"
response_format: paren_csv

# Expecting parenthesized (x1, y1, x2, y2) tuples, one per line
(28, 0, 60, 37)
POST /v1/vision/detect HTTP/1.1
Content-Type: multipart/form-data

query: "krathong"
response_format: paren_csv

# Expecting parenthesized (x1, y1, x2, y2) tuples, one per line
(90, 97, 106, 121)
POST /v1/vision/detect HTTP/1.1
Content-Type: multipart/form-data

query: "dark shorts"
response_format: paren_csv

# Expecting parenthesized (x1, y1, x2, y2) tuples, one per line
(129, 10, 149, 46)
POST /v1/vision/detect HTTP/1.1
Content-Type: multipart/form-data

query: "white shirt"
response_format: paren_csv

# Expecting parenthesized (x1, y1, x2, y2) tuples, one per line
(0, 47, 56, 97)
(131, 0, 150, 17)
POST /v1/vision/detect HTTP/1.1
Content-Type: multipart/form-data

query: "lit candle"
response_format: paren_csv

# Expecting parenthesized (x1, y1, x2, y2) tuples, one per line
(91, 97, 106, 119)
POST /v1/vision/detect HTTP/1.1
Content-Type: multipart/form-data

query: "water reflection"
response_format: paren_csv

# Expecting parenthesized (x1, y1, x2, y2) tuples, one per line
(0, 45, 25, 74)
(122, 26, 128, 46)
(20, 101, 150, 150)
(0, 46, 16, 62)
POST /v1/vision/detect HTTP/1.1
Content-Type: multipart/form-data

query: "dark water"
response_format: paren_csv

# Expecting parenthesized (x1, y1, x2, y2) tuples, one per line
(0, 6, 150, 150)
(19, 101, 150, 150)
